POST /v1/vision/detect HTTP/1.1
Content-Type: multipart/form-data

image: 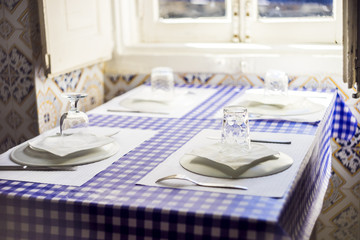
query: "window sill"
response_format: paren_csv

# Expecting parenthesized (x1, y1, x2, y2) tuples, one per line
(106, 43, 342, 76)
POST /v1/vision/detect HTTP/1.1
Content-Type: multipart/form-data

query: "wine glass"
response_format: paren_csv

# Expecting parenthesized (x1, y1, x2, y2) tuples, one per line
(60, 93, 89, 135)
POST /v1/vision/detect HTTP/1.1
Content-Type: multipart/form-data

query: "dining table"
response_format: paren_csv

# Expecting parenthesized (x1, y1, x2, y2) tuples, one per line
(0, 83, 357, 240)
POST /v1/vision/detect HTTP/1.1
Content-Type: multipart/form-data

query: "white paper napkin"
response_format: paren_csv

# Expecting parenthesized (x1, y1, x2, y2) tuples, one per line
(28, 133, 115, 157)
(190, 142, 278, 170)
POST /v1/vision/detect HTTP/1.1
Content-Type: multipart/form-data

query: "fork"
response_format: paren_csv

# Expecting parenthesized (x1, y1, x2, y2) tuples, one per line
(156, 174, 247, 190)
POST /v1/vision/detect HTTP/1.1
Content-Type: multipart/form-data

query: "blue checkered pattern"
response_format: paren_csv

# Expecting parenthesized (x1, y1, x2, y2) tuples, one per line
(0, 85, 357, 240)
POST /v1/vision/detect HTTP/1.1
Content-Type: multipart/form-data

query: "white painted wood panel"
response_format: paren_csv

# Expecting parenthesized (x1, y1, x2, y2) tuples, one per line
(38, 0, 113, 77)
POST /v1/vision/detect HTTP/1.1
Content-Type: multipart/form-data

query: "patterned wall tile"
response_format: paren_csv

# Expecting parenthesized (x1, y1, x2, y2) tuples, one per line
(0, 132, 17, 153)
(319, 186, 359, 222)
(180, 73, 216, 85)
(53, 69, 82, 92)
(322, 170, 346, 214)
(5, 108, 22, 129)
(76, 65, 104, 112)
(353, 98, 360, 115)
(351, 181, 360, 199)
(0, 72, 11, 105)
(3, 0, 21, 13)
(0, 44, 8, 74)
(330, 125, 360, 190)
(36, 88, 63, 133)
(8, 44, 32, 75)
(0, 18, 14, 40)
(11, 74, 34, 103)
(104, 73, 148, 101)
(331, 203, 358, 229)
(13, 117, 37, 142)
(17, 5, 28, 28)
(3, 0, 27, 30)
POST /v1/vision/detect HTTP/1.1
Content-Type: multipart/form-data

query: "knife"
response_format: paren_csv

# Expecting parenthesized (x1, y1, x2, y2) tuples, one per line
(206, 136, 291, 144)
(250, 139, 291, 144)
(0, 165, 77, 171)
(107, 109, 169, 115)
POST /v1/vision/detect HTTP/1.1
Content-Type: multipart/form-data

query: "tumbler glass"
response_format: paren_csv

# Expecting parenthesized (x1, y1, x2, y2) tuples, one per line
(264, 70, 288, 95)
(221, 105, 251, 151)
(151, 67, 175, 101)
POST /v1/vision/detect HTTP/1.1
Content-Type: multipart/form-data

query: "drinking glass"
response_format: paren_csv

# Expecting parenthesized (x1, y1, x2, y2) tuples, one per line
(221, 105, 251, 152)
(264, 70, 288, 95)
(151, 67, 174, 101)
(60, 93, 89, 135)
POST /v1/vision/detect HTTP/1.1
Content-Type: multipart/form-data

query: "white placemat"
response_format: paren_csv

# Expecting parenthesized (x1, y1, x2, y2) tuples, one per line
(0, 127, 157, 186)
(89, 85, 217, 118)
(137, 129, 315, 198)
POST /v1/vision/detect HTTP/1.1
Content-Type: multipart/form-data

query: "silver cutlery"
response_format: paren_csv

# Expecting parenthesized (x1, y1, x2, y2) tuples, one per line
(206, 136, 291, 144)
(156, 174, 248, 190)
(0, 165, 77, 171)
(107, 109, 169, 115)
(250, 139, 291, 144)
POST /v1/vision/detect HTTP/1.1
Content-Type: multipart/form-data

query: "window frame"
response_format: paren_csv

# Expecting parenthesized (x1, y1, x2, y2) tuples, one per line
(246, 0, 342, 44)
(140, 0, 234, 43)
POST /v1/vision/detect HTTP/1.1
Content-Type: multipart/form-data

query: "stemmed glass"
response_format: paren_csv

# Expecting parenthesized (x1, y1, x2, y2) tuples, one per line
(60, 93, 89, 135)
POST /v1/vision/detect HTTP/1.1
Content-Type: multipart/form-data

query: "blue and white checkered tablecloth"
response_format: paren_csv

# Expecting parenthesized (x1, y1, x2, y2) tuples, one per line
(0, 85, 357, 240)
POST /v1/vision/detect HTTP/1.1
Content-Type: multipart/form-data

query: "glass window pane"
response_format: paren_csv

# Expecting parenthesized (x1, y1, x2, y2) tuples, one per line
(258, 0, 333, 18)
(159, 0, 226, 19)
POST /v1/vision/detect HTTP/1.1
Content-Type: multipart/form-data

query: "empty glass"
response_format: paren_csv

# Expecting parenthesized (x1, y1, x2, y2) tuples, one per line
(60, 93, 89, 135)
(264, 70, 288, 95)
(221, 105, 251, 152)
(151, 67, 175, 101)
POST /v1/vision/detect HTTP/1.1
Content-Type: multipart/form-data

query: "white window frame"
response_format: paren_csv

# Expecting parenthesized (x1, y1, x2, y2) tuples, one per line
(245, 0, 342, 44)
(107, 0, 343, 76)
(140, 0, 234, 43)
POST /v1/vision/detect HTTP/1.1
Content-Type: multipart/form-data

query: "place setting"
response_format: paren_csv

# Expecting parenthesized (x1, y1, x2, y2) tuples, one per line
(7, 93, 120, 169)
(214, 70, 334, 123)
(138, 104, 315, 198)
(0, 93, 158, 186)
(92, 67, 218, 118)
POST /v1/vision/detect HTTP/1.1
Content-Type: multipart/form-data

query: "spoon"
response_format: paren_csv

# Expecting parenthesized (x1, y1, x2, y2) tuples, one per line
(156, 174, 247, 190)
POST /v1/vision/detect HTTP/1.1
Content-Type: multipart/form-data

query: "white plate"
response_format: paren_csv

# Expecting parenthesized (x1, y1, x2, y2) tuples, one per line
(120, 98, 171, 114)
(240, 98, 324, 116)
(11, 141, 120, 167)
(244, 93, 303, 107)
(180, 152, 293, 179)
(28, 133, 115, 157)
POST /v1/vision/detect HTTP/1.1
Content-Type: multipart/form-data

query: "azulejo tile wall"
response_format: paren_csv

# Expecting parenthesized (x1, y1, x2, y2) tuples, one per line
(0, 0, 38, 153)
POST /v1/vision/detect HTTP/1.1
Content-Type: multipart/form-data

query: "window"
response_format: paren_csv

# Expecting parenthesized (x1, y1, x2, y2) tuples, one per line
(248, 0, 342, 43)
(140, 0, 233, 43)
(111, 0, 342, 75)
(139, 0, 341, 44)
